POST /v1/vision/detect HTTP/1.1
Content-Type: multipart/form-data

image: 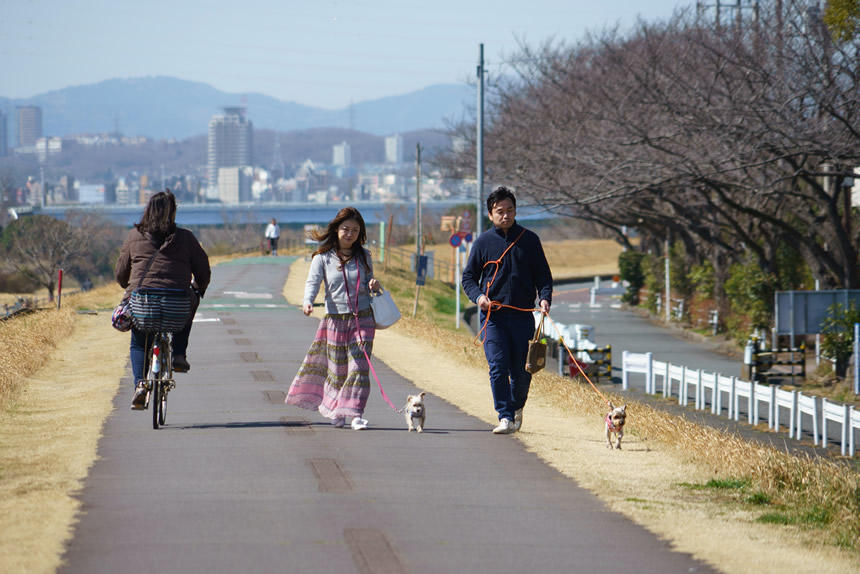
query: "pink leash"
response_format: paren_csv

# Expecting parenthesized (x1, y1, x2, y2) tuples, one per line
(341, 262, 403, 414)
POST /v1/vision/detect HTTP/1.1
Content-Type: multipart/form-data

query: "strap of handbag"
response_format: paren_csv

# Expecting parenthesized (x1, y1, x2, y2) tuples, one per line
(534, 313, 545, 341)
(130, 235, 165, 295)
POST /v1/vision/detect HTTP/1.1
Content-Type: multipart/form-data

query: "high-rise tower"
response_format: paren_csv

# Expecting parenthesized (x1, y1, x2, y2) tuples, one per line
(17, 105, 42, 148)
(0, 110, 7, 156)
(385, 134, 403, 165)
(207, 107, 253, 197)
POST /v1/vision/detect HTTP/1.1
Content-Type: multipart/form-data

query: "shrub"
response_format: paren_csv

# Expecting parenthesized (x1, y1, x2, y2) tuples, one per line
(618, 251, 646, 304)
(819, 302, 860, 378)
(724, 256, 776, 339)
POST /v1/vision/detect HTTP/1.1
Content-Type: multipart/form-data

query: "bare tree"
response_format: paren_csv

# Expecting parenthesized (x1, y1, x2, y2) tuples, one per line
(1, 215, 93, 300)
(443, 1, 860, 292)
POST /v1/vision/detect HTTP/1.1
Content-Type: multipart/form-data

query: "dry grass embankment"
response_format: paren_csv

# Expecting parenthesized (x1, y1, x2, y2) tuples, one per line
(0, 284, 123, 411)
(420, 238, 623, 281)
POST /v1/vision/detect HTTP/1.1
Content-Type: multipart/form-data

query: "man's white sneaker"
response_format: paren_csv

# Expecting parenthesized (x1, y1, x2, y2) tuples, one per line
(351, 417, 368, 430)
(512, 409, 523, 432)
(492, 418, 514, 434)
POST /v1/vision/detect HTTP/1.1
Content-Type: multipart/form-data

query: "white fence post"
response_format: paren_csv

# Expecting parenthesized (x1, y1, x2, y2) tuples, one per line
(622, 350, 629, 390)
(680, 366, 687, 406)
(728, 376, 736, 420)
(769, 384, 777, 430)
(850, 407, 858, 457)
(645, 352, 653, 394)
(752, 381, 759, 425)
(663, 362, 670, 398)
(695, 370, 703, 410)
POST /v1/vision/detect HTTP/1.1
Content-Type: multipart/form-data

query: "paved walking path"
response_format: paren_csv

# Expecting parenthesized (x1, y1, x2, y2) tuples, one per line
(60, 257, 714, 574)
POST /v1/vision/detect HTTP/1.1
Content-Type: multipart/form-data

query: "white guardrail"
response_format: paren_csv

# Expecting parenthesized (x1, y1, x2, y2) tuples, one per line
(622, 351, 859, 457)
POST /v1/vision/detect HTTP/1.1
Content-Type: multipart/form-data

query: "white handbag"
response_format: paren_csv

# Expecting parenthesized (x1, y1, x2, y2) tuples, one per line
(370, 289, 401, 329)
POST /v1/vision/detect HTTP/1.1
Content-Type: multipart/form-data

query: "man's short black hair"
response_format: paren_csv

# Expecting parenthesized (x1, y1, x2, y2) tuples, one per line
(486, 185, 516, 212)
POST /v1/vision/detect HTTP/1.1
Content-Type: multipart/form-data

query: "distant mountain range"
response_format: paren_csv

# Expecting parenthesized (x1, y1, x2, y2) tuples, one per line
(0, 76, 474, 142)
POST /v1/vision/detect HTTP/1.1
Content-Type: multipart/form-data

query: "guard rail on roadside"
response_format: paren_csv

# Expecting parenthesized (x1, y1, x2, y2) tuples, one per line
(622, 350, 860, 457)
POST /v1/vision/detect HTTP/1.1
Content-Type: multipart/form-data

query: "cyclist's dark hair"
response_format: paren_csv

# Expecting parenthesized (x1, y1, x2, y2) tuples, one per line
(136, 190, 177, 238)
(309, 206, 369, 269)
(486, 185, 516, 213)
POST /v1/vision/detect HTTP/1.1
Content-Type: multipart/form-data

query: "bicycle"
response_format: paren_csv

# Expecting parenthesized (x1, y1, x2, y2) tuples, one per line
(142, 330, 176, 429)
(131, 287, 191, 429)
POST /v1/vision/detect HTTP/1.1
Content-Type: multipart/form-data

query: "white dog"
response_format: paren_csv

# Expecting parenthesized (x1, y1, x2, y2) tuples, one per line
(405, 392, 426, 433)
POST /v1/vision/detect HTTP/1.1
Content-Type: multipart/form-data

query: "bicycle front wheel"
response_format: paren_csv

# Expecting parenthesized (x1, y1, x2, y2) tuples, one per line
(158, 379, 167, 426)
(151, 373, 162, 429)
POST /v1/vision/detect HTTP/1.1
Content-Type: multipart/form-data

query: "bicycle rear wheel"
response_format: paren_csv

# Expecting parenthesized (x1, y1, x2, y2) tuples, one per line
(149, 335, 166, 429)
(158, 335, 172, 426)
(158, 379, 167, 426)
(151, 372, 162, 429)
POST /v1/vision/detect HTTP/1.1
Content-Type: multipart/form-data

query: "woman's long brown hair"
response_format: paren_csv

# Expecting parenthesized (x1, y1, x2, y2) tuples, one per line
(135, 190, 177, 238)
(309, 206, 369, 269)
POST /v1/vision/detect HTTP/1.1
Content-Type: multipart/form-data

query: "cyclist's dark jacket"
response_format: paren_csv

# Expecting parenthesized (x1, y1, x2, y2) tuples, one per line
(461, 222, 552, 310)
(116, 227, 211, 297)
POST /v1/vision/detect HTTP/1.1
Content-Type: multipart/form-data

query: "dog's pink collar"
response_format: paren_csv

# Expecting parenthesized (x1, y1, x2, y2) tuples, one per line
(605, 414, 621, 433)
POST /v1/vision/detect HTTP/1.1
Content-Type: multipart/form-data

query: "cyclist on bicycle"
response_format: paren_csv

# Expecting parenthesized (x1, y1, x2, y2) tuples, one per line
(115, 190, 211, 410)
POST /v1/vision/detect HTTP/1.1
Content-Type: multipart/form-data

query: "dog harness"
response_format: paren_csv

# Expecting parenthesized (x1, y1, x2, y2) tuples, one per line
(605, 414, 622, 433)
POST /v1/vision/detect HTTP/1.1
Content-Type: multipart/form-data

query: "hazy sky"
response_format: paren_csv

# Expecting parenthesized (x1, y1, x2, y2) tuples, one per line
(2, 0, 688, 109)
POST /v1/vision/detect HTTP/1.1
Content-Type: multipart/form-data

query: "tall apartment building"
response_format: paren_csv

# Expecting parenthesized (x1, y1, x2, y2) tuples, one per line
(332, 141, 351, 167)
(0, 110, 7, 156)
(385, 133, 403, 164)
(207, 107, 253, 198)
(17, 105, 43, 147)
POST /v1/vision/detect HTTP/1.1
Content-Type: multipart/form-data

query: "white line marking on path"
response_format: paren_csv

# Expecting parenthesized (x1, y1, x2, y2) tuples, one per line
(222, 291, 273, 299)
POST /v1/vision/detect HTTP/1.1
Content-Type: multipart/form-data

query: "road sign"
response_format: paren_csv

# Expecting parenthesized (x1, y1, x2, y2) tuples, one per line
(449, 234, 462, 247)
(460, 210, 472, 232)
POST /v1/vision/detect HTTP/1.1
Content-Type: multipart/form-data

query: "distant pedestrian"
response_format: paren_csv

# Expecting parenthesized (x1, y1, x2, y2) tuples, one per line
(462, 186, 552, 434)
(285, 207, 382, 430)
(264, 218, 280, 255)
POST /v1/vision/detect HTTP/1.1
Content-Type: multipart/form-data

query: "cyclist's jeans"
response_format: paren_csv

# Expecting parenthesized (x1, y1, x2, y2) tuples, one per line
(130, 321, 192, 383)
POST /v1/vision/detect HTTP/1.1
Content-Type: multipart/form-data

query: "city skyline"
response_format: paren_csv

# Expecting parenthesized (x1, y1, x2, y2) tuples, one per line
(2, 0, 686, 110)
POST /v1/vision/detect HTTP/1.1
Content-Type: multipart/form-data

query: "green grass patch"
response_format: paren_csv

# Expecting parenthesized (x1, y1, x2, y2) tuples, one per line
(757, 513, 794, 525)
(706, 478, 749, 490)
(745, 492, 771, 505)
(799, 507, 833, 527)
(678, 478, 749, 491)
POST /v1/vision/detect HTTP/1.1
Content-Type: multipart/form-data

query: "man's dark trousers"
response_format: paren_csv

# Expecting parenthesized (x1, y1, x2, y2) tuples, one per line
(481, 309, 536, 421)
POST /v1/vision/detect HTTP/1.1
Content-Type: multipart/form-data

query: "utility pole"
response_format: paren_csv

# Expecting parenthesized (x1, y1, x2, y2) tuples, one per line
(413, 143, 423, 318)
(476, 43, 485, 236)
(415, 143, 422, 258)
(665, 230, 671, 323)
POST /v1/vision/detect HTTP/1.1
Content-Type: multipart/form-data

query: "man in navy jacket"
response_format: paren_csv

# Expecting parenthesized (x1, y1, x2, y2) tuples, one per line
(462, 186, 553, 434)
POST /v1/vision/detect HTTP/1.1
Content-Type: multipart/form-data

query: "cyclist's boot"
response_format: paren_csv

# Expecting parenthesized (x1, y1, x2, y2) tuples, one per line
(130, 382, 147, 410)
(173, 354, 190, 373)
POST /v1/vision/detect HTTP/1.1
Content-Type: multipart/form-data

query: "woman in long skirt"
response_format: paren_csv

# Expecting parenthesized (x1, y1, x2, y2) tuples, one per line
(286, 207, 380, 430)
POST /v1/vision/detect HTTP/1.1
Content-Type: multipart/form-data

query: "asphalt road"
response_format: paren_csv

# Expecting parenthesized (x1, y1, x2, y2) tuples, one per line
(60, 257, 714, 574)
